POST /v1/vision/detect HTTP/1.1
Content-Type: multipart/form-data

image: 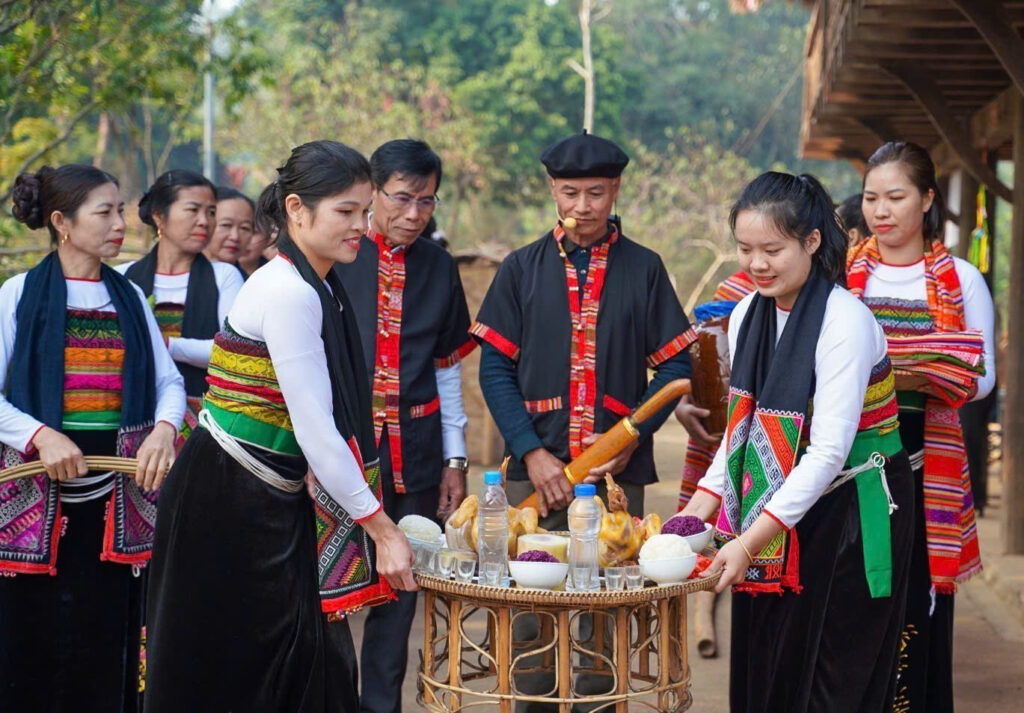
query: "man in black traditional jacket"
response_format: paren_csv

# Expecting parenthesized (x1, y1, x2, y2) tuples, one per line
(333, 139, 475, 713)
(473, 131, 695, 524)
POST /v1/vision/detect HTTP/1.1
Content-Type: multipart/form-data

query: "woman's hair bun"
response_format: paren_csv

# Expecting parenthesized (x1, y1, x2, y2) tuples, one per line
(138, 188, 155, 227)
(11, 169, 48, 229)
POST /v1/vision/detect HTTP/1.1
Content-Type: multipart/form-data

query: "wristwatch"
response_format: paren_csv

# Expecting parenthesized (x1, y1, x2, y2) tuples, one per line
(445, 457, 469, 473)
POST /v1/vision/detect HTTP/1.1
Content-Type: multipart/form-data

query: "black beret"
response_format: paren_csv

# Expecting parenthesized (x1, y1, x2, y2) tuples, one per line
(540, 131, 629, 179)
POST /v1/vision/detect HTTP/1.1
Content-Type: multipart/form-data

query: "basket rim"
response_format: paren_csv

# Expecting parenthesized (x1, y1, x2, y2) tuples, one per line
(414, 570, 720, 607)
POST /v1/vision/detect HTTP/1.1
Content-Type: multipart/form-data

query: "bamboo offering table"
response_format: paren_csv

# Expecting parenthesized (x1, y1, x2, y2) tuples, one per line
(415, 570, 720, 712)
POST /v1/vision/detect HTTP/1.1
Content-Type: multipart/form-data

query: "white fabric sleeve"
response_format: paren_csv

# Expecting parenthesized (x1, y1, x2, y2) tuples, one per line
(954, 258, 997, 401)
(258, 280, 381, 521)
(131, 284, 186, 429)
(763, 292, 886, 529)
(165, 263, 244, 369)
(0, 274, 45, 452)
(436, 362, 468, 460)
(167, 336, 214, 368)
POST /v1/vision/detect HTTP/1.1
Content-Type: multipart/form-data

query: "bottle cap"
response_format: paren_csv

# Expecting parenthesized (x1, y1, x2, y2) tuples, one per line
(484, 471, 502, 485)
(574, 483, 597, 497)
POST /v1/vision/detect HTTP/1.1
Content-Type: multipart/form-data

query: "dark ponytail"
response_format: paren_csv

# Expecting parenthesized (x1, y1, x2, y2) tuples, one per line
(139, 169, 214, 230)
(256, 140, 371, 244)
(11, 164, 119, 245)
(729, 171, 848, 287)
(864, 141, 947, 241)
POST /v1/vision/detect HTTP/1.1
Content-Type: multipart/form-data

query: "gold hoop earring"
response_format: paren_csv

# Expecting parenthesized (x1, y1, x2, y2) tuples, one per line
(61, 233, 70, 246)
(156, 229, 162, 241)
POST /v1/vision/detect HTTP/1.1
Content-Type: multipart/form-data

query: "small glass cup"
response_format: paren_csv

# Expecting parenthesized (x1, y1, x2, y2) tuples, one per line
(571, 565, 594, 592)
(454, 558, 476, 583)
(624, 564, 644, 591)
(437, 549, 457, 579)
(604, 566, 625, 591)
(480, 561, 503, 587)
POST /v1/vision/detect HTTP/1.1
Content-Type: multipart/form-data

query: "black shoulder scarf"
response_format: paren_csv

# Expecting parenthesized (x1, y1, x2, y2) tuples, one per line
(125, 245, 219, 396)
(8, 251, 156, 429)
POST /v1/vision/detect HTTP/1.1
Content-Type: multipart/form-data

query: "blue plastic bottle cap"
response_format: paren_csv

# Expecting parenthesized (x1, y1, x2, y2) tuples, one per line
(574, 483, 597, 497)
(484, 471, 502, 485)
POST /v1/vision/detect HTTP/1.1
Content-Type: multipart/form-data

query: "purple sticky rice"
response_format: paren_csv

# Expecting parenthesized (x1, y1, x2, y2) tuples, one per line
(662, 515, 706, 537)
(516, 550, 560, 563)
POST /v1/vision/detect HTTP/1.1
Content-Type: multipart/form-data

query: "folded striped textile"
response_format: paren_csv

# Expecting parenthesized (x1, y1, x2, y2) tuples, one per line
(886, 331, 985, 408)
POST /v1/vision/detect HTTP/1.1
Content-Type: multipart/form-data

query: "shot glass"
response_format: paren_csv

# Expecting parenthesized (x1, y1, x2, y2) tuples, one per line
(624, 564, 644, 591)
(437, 549, 457, 579)
(570, 565, 593, 592)
(604, 566, 625, 591)
(454, 558, 476, 583)
(480, 561, 502, 587)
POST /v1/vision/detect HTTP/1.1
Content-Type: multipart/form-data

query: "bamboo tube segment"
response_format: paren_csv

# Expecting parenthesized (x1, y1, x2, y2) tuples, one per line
(515, 379, 690, 510)
(0, 456, 140, 485)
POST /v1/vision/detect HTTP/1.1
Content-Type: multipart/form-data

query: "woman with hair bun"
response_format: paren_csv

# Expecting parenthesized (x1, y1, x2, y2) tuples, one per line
(670, 171, 915, 713)
(851, 141, 996, 712)
(117, 170, 243, 435)
(144, 141, 416, 713)
(0, 165, 186, 712)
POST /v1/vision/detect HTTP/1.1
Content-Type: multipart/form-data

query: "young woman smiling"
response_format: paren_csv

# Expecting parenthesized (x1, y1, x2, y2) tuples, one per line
(144, 141, 415, 713)
(117, 170, 243, 424)
(670, 172, 914, 713)
(850, 142, 996, 713)
(1, 165, 185, 713)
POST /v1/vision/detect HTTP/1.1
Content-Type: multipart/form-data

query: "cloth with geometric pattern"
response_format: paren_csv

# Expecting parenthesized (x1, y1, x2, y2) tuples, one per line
(713, 267, 832, 593)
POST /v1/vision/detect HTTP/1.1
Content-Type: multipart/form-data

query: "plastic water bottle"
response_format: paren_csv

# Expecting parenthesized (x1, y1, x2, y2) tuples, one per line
(477, 470, 510, 587)
(567, 483, 601, 592)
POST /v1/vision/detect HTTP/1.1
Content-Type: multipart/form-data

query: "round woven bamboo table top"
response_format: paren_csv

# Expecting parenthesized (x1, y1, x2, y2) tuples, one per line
(414, 570, 720, 609)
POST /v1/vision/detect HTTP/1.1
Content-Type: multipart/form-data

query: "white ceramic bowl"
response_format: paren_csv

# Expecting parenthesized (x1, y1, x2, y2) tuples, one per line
(509, 560, 569, 590)
(680, 522, 714, 555)
(639, 553, 697, 585)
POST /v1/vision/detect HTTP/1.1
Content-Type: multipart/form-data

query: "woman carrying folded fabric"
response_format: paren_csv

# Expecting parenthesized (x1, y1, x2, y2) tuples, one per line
(851, 141, 995, 713)
(671, 172, 915, 713)
(117, 170, 244, 438)
(144, 140, 416, 713)
(1, 165, 186, 713)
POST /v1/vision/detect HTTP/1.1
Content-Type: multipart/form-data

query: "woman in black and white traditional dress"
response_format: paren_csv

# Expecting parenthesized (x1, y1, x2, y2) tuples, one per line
(0, 165, 185, 713)
(144, 141, 417, 713)
(117, 170, 243, 435)
(671, 172, 915, 713)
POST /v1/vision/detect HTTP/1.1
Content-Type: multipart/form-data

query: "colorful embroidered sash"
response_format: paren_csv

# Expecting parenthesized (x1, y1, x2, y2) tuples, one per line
(0, 422, 157, 573)
(62, 309, 124, 430)
(369, 232, 408, 493)
(204, 324, 299, 455)
(554, 223, 617, 459)
(848, 236, 982, 592)
(152, 302, 184, 341)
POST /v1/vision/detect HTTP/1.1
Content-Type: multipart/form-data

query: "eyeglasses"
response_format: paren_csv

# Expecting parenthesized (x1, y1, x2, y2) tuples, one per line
(380, 189, 441, 210)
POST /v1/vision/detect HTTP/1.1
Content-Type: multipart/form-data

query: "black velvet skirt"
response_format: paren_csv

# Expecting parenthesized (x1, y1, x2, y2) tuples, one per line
(144, 427, 356, 713)
(730, 449, 915, 713)
(0, 429, 143, 713)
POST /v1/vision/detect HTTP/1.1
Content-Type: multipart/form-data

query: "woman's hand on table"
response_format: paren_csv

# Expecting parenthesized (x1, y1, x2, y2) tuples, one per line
(708, 539, 751, 593)
(31, 426, 87, 483)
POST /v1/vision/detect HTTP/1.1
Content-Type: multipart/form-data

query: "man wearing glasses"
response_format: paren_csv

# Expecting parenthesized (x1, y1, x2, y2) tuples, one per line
(332, 139, 475, 713)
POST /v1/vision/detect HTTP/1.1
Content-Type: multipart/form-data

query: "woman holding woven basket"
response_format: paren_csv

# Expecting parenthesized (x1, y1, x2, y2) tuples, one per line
(851, 141, 995, 713)
(671, 171, 916, 713)
(0, 164, 186, 712)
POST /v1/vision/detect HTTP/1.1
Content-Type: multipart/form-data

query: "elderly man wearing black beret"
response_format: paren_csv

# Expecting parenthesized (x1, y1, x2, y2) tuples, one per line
(471, 132, 696, 710)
